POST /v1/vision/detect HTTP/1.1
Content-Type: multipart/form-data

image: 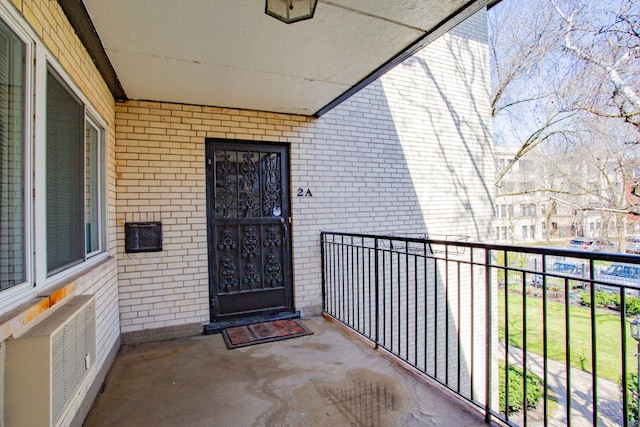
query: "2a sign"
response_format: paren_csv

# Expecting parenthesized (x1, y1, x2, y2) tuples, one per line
(297, 188, 313, 197)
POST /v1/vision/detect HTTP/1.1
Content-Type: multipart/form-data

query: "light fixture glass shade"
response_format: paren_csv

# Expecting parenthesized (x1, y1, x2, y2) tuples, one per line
(266, 0, 318, 24)
(631, 317, 640, 341)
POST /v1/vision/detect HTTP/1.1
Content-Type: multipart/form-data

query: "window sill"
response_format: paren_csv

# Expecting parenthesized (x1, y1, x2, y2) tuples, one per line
(0, 256, 112, 341)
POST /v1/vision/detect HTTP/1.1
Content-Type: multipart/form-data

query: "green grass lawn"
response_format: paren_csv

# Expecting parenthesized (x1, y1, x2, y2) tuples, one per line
(499, 291, 637, 382)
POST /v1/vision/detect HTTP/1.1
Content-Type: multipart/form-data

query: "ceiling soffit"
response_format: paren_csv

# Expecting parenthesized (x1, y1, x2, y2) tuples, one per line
(62, 0, 490, 116)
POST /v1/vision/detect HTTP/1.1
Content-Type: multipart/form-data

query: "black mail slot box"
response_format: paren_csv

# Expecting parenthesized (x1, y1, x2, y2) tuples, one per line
(125, 222, 162, 253)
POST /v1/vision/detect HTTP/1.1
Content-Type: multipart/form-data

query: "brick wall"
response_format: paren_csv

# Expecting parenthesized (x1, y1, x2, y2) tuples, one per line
(115, 10, 494, 331)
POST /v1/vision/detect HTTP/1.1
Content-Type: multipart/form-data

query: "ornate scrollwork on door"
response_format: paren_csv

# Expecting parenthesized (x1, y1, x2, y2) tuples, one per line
(242, 262, 261, 289)
(210, 145, 288, 303)
(263, 223, 283, 287)
(218, 227, 237, 251)
(264, 254, 283, 286)
(215, 151, 237, 218)
(219, 256, 239, 290)
(241, 226, 260, 258)
(217, 227, 239, 292)
(264, 225, 282, 248)
(262, 153, 281, 216)
(239, 152, 260, 217)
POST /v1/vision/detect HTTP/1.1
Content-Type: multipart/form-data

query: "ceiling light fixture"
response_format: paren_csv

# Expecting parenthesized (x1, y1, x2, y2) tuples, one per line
(266, 0, 318, 24)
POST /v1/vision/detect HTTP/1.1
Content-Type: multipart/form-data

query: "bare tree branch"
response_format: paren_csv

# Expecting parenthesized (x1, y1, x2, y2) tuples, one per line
(495, 112, 576, 185)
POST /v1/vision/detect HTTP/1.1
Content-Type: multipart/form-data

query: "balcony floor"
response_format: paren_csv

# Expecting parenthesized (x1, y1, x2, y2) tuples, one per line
(84, 317, 488, 426)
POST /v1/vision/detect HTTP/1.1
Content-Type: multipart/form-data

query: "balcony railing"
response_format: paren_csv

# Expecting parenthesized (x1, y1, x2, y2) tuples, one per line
(321, 231, 640, 426)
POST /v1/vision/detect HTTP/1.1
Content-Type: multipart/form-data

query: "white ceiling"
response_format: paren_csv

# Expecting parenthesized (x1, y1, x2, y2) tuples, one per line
(82, 0, 489, 116)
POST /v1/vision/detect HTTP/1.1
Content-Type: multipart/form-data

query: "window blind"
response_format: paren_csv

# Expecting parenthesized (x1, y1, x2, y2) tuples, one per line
(46, 71, 84, 274)
(0, 19, 25, 291)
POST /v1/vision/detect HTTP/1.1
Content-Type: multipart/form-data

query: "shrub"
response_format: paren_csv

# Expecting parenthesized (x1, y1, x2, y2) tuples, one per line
(580, 291, 619, 308)
(499, 360, 544, 415)
(627, 298, 640, 316)
(496, 252, 529, 287)
(620, 372, 639, 426)
(580, 291, 593, 307)
(581, 291, 640, 315)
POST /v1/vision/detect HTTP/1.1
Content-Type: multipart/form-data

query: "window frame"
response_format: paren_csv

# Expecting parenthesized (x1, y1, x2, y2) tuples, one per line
(0, 6, 34, 309)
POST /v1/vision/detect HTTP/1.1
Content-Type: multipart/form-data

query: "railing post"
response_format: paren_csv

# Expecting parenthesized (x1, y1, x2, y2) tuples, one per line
(485, 247, 493, 424)
(374, 237, 380, 349)
(620, 287, 628, 427)
(589, 258, 598, 425)
(320, 232, 326, 313)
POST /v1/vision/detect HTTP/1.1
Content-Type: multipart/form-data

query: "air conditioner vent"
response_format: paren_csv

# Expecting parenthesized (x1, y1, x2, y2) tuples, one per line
(5, 295, 96, 427)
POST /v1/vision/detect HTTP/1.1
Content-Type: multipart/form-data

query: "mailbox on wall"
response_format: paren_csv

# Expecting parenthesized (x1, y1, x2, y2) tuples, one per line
(125, 222, 162, 253)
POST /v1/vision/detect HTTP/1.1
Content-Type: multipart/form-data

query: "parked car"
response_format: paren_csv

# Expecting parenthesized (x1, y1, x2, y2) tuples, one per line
(568, 238, 616, 253)
(532, 261, 588, 289)
(626, 237, 640, 254)
(597, 263, 640, 294)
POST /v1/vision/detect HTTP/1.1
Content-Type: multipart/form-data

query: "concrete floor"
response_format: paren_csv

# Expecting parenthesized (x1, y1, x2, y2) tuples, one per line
(83, 317, 488, 427)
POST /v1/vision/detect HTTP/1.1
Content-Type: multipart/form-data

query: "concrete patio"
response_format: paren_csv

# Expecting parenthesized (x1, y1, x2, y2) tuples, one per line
(83, 317, 489, 426)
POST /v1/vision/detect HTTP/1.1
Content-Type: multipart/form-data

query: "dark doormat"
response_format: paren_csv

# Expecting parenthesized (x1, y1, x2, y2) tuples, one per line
(222, 319, 313, 349)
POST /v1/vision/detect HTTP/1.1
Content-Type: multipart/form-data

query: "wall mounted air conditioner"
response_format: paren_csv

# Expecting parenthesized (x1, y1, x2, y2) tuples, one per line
(5, 295, 96, 427)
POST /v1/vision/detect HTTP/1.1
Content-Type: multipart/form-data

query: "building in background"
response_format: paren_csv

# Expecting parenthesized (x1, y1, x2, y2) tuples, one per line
(494, 144, 640, 247)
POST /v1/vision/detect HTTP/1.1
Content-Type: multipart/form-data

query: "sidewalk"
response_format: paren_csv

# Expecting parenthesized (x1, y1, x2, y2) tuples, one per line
(501, 342, 623, 426)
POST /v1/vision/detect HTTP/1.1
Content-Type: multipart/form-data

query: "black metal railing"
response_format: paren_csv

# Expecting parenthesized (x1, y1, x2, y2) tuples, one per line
(321, 231, 640, 426)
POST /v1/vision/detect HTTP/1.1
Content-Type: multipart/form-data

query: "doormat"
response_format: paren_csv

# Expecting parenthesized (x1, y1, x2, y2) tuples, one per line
(222, 319, 313, 349)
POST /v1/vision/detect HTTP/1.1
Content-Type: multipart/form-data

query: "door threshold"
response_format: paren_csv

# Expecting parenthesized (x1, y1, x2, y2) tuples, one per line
(204, 311, 300, 335)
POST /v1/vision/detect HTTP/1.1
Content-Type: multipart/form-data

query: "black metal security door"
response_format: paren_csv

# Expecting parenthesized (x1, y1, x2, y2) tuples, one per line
(205, 140, 293, 321)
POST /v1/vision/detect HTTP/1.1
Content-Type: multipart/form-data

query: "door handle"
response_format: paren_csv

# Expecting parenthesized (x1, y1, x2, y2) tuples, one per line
(280, 217, 288, 236)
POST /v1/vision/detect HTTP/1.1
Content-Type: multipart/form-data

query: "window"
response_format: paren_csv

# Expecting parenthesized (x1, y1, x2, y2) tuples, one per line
(530, 225, 535, 239)
(85, 119, 103, 255)
(0, 17, 26, 291)
(522, 226, 528, 239)
(496, 204, 509, 218)
(46, 71, 84, 274)
(46, 69, 105, 275)
(0, 8, 107, 306)
(521, 203, 536, 217)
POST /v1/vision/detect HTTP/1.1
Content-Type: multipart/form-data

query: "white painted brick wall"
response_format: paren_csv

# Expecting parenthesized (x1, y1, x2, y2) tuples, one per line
(293, 11, 494, 315)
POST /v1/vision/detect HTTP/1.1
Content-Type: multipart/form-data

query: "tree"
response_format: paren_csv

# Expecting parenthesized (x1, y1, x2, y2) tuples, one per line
(490, 0, 640, 245)
(552, 0, 640, 131)
(490, 0, 576, 183)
